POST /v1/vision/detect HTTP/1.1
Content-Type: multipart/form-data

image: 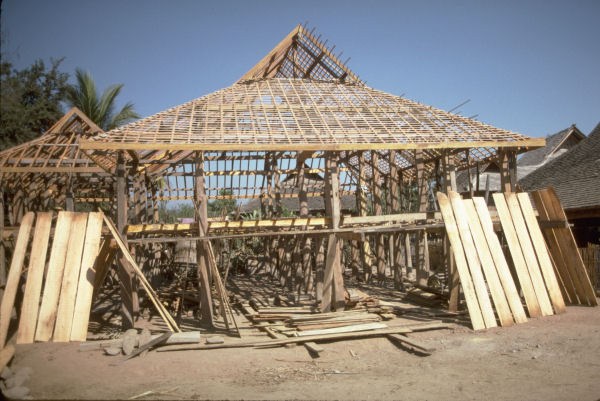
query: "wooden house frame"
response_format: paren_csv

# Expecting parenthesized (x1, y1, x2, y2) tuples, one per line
(1, 25, 546, 328)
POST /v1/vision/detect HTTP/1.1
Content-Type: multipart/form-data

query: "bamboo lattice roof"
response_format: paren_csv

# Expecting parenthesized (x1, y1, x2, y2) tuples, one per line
(0, 108, 114, 200)
(80, 78, 542, 152)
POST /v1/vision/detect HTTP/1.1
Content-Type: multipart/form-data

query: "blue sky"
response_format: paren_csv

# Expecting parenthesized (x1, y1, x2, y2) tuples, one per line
(2, 0, 599, 138)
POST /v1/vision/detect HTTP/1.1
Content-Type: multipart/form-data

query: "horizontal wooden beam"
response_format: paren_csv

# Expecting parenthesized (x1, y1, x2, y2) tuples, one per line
(79, 138, 546, 152)
(0, 166, 106, 174)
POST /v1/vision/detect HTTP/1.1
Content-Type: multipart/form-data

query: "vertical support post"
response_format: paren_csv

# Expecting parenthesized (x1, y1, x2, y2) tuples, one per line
(499, 150, 512, 193)
(116, 151, 135, 329)
(295, 152, 312, 294)
(372, 151, 386, 284)
(194, 151, 214, 327)
(389, 152, 404, 290)
(357, 151, 372, 280)
(322, 152, 345, 312)
(415, 149, 430, 286)
(314, 237, 326, 303)
(443, 151, 460, 312)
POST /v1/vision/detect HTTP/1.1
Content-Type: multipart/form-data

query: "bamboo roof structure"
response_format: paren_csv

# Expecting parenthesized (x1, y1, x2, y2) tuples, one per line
(0, 107, 114, 203)
(74, 24, 544, 204)
(81, 77, 542, 153)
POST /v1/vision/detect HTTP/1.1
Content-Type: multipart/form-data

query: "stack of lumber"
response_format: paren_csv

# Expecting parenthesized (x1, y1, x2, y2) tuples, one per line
(0, 212, 104, 347)
(438, 191, 568, 331)
(0, 212, 180, 355)
(531, 188, 597, 306)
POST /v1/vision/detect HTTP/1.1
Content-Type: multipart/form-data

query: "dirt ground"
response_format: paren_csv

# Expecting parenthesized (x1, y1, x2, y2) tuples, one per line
(4, 301, 600, 400)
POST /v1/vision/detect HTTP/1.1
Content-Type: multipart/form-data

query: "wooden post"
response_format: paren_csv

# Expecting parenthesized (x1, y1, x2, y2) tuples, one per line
(295, 152, 312, 293)
(508, 151, 517, 192)
(322, 152, 345, 312)
(116, 151, 135, 329)
(443, 151, 460, 312)
(372, 152, 386, 284)
(499, 150, 512, 193)
(415, 149, 430, 286)
(357, 151, 372, 281)
(390, 151, 404, 290)
(194, 151, 214, 327)
(314, 237, 325, 303)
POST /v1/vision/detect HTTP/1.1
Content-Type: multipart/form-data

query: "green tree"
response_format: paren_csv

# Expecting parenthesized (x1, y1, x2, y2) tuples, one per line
(207, 190, 237, 218)
(65, 68, 139, 130)
(0, 58, 69, 150)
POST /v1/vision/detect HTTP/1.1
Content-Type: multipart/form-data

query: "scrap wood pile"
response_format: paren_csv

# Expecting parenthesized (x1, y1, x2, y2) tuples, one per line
(437, 188, 597, 332)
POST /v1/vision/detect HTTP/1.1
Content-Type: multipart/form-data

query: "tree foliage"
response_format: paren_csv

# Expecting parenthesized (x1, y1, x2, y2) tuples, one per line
(0, 58, 69, 150)
(65, 68, 139, 130)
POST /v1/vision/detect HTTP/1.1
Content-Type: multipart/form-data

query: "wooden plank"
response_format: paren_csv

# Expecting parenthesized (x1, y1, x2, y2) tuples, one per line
(436, 192, 485, 330)
(449, 192, 497, 328)
(295, 322, 388, 337)
(517, 193, 566, 314)
(531, 191, 578, 303)
(540, 188, 597, 306)
(53, 213, 89, 342)
(92, 239, 118, 297)
(70, 212, 104, 341)
(492, 193, 542, 318)
(102, 213, 180, 332)
(473, 198, 527, 324)
(0, 211, 35, 349)
(462, 200, 514, 327)
(505, 193, 554, 316)
(387, 333, 435, 355)
(111, 332, 172, 365)
(16, 212, 53, 344)
(303, 341, 324, 354)
(35, 212, 74, 342)
(0, 343, 15, 373)
(164, 322, 449, 351)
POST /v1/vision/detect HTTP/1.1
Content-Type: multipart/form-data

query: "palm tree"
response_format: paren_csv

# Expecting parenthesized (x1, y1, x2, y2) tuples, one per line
(66, 68, 139, 130)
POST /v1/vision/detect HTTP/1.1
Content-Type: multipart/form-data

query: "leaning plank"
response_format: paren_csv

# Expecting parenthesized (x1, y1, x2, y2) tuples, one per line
(295, 322, 388, 337)
(159, 322, 449, 352)
(449, 192, 497, 328)
(0, 212, 35, 349)
(473, 198, 527, 324)
(17, 212, 53, 344)
(35, 212, 74, 342)
(462, 200, 513, 326)
(492, 193, 542, 318)
(436, 193, 485, 330)
(102, 214, 180, 332)
(506, 193, 554, 316)
(541, 188, 597, 306)
(517, 193, 566, 313)
(70, 212, 104, 342)
(92, 239, 118, 298)
(531, 191, 578, 303)
(387, 333, 435, 355)
(0, 343, 15, 373)
(53, 213, 89, 342)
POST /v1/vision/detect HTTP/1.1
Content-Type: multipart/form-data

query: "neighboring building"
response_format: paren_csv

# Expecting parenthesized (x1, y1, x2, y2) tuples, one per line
(519, 122, 600, 246)
(457, 124, 587, 195)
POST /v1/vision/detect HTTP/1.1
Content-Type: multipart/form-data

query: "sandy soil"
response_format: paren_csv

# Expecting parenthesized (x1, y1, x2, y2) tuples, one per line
(5, 303, 600, 400)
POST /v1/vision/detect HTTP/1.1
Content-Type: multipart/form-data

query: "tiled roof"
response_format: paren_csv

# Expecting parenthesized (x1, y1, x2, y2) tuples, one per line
(519, 122, 600, 210)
